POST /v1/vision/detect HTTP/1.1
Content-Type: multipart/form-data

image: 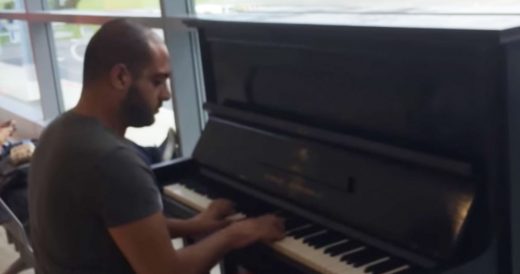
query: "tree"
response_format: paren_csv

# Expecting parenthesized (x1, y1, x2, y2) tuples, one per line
(47, 0, 81, 9)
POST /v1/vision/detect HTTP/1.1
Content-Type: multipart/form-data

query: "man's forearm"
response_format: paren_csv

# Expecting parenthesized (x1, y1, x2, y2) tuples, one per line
(173, 228, 237, 274)
(166, 218, 202, 238)
(167, 214, 230, 238)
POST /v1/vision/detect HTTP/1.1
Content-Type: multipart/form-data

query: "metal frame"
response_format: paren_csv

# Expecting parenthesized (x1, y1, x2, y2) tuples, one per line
(161, 0, 206, 157)
(24, 0, 63, 120)
(0, 0, 201, 156)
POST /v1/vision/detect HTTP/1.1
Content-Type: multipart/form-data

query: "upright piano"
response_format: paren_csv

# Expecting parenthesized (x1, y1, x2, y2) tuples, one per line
(154, 14, 520, 274)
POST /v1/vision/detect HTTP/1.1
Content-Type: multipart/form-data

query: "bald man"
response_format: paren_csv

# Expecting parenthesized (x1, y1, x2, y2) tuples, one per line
(28, 19, 284, 274)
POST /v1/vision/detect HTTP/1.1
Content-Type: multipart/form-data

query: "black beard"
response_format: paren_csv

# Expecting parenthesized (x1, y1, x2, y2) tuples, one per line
(121, 84, 155, 127)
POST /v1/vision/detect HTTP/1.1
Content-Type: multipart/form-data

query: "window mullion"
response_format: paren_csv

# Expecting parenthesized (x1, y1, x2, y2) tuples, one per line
(24, 0, 63, 120)
(160, 0, 205, 157)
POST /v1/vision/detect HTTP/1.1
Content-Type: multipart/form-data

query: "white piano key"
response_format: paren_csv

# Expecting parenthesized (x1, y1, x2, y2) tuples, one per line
(165, 184, 248, 222)
(164, 184, 210, 211)
(274, 236, 372, 274)
(307, 240, 379, 273)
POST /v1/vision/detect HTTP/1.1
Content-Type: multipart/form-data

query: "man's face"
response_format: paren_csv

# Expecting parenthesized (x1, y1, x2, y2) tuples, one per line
(122, 41, 171, 127)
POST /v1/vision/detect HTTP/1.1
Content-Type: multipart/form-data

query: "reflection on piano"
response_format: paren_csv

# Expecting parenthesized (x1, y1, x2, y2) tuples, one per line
(154, 16, 519, 274)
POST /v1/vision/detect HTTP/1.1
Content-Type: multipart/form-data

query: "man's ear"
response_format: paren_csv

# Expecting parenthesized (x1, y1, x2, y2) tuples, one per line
(109, 63, 132, 90)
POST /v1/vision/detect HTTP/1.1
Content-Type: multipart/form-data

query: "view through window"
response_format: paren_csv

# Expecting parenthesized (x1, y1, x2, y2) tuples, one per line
(194, 0, 520, 14)
(45, 0, 160, 15)
(0, 0, 23, 10)
(0, 19, 42, 120)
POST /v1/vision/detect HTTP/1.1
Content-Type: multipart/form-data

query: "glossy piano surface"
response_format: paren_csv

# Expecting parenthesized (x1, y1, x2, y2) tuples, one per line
(154, 16, 520, 274)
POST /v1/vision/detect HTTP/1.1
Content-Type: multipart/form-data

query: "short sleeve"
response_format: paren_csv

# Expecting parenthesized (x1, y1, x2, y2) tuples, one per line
(94, 147, 162, 227)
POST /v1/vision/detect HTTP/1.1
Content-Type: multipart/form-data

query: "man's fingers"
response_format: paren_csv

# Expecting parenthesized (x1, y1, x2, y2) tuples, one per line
(208, 199, 236, 217)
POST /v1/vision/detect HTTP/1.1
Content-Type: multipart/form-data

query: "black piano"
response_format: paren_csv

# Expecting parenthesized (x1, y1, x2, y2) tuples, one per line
(154, 15, 520, 274)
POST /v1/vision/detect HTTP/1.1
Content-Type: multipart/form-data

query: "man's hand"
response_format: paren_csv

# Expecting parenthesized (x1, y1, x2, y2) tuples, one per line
(226, 214, 285, 249)
(192, 199, 235, 236)
(0, 120, 15, 147)
(0, 120, 15, 129)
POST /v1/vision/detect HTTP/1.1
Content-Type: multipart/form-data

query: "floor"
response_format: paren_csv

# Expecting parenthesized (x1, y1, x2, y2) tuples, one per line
(0, 227, 33, 274)
(0, 228, 219, 274)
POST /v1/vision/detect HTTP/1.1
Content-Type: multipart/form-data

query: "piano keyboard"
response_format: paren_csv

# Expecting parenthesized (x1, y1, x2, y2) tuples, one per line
(164, 183, 420, 274)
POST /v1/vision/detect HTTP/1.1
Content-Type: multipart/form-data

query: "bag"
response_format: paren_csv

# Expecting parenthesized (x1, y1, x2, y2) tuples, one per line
(0, 156, 28, 194)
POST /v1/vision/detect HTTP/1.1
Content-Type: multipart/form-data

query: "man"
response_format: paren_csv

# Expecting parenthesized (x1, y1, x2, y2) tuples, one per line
(0, 119, 31, 226)
(28, 19, 284, 274)
(0, 120, 15, 157)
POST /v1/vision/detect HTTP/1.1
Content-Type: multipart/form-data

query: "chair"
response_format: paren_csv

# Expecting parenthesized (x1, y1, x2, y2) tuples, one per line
(0, 197, 33, 274)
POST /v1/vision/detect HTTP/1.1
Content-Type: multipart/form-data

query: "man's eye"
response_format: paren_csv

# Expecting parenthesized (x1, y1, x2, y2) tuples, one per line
(153, 80, 163, 86)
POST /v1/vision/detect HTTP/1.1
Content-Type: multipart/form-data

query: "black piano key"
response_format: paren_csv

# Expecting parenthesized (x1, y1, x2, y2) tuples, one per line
(391, 267, 420, 274)
(304, 231, 345, 248)
(284, 217, 308, 231)
(302, 230, 327, 242)
(275, 211, 293, 218)
(344, 249, 387, 267)
(342, 247, 371, 262)
(366, 258, 407, 274)
(302, 230, 327, 244)
(206, 192, 219, 199)
(324, 240, 363, 256)
(288, 225, 323, 239)
(235, 199, 276, 217)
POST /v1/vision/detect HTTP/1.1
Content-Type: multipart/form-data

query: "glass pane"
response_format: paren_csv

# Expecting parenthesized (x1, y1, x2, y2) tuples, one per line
(0, 20, 42, 119)
(0, 0, 24, 10)
(52, 23, 98, 111)
(51, 23, 175, 148)
(46, 0, 160, 15)
(194, 0, 520, 14)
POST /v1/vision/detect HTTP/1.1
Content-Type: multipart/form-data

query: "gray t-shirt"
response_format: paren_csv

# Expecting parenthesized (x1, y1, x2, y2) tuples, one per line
(28, 111, 162, 274)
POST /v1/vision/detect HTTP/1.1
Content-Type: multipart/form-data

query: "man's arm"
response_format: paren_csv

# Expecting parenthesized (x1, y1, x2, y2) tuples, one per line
(165, 218, 222, 239)
(166, 199, 235, 238)
(109, 211, 284, 274)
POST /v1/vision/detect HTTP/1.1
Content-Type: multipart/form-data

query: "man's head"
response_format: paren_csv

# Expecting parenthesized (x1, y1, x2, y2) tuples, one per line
(82, 19, 171, 127)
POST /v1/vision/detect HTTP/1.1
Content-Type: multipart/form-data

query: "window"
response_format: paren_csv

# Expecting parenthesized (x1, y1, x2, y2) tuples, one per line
(0, 20, 42, 120)
(45, 0, 160, 16)
(51, 22, 98, 110)
(194, 0, 520, 14)
(0, 0, 218, 156)
(0, 0, 23, 10)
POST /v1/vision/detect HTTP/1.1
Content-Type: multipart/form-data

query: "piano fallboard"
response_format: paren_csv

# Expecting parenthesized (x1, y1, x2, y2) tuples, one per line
(193, 117, 476, 262)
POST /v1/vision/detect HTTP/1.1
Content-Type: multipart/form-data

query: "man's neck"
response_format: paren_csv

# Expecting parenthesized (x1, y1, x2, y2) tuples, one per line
(74, 88, 127, 138)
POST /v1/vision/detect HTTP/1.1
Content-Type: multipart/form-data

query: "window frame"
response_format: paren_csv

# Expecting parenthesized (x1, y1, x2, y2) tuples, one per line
(0, 0, 204, 156)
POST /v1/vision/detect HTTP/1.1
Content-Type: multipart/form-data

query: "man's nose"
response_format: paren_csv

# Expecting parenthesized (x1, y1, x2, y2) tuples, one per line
(161, 86, 171, 101)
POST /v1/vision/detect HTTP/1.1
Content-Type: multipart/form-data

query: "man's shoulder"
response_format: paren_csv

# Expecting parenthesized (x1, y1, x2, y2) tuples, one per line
(37, 112, 127, 161)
